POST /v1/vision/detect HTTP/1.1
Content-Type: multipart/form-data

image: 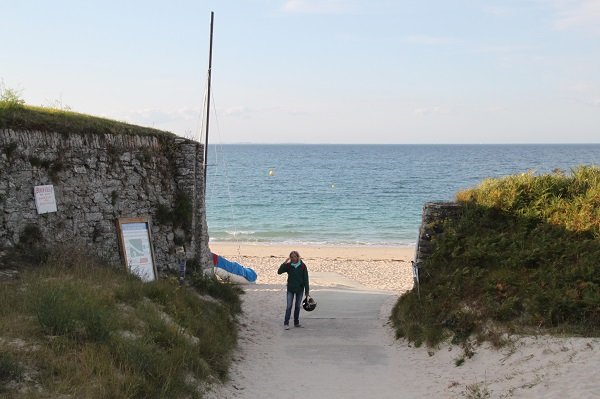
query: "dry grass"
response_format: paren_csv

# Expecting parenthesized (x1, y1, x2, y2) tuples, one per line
(0, 247, 241, 398)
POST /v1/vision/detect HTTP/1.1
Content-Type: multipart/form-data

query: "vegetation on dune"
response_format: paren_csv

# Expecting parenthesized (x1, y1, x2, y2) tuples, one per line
(0, 247, 242, 398)
(0, 86, 174, 138)
(392, 166, 600, 355)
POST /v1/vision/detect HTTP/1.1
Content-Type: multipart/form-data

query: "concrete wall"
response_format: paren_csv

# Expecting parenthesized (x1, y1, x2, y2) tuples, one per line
(0, 129, 211, 273)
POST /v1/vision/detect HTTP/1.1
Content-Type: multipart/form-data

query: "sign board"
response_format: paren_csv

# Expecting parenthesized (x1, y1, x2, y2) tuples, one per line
(116, 217, 157, 282)
(34, 185, 57, 214)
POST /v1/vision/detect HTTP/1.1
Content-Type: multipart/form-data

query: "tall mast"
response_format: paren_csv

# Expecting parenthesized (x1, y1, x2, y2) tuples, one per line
(204, 11, 214, 190)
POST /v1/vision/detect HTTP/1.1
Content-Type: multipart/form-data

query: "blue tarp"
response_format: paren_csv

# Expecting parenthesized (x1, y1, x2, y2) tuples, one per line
(211, 253, 258, 283)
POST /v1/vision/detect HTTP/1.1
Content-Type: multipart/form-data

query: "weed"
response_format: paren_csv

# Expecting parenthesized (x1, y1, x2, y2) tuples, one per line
(0, 352, 24, 382)
(3, 142, 18, 160)
(189, 271, 244, 315)
(33, 282, 115, 342)
(462, 382, 491, 399)
(0, 83, 25, 109)
(11, 224, 49, 265)
(48, 159, 64, 183)
(173, 190, 193, 233)
(29, 156, 51, 168)
(111, 190, 119, 206)
(155, 191, 194, 242)
(135, 148, 154, 164)
(155, 203, 172, 225)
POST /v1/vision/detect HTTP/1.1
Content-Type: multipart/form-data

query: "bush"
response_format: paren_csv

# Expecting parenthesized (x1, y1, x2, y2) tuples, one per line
(0, 83, 25, 109)
(393, 166, 600, 349)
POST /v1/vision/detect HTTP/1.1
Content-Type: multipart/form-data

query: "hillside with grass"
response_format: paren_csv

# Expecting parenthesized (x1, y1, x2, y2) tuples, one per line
(0, 248, 242, 398)
(0, 89, 174, 138)
(392, 166, 600, 357)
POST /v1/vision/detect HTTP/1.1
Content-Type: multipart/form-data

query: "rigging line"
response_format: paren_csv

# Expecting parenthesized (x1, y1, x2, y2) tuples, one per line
(195, 71, 209, 144)
(208, 87, 243, 261)
(199, 72, 223, 207)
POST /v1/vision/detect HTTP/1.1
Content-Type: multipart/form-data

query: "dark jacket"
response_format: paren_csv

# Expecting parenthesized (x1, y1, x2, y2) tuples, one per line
(278, 261, 309, 294)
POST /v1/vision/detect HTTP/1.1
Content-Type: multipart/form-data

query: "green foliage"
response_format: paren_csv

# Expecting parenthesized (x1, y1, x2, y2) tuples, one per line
(155, 203, 173, 225)
(0, 103, 175, 138)
(0, 352, 24, 383)
(48, 159, 64, 183)
(190, 271, 244, 315)
(392, 166, 600, 349)
(29, 156, 51, 168)
(11, 224, 49, 266)
(173, 191, 193, 230)
(155, 191, 194, 241)
(0, 247, 241, 397)
(33, 282, 115, 342)
(0, 83, 25, 109)
(110, 190, 119, 206)
(3, 141, 18, 159)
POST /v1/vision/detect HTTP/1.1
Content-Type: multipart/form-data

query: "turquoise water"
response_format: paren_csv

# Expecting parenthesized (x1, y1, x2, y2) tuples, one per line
(205, 144, 600, 246)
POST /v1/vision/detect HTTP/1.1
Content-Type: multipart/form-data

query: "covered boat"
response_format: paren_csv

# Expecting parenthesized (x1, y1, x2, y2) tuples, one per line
(211, 253, 258, 284)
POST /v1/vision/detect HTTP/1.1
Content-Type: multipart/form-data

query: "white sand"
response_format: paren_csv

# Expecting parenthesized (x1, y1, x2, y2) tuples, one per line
(209, 243, 415, 293)
(205, 243, 600, 399)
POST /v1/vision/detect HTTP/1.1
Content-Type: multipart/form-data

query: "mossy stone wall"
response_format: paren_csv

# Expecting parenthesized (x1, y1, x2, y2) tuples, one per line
(0, 129, 211, 272)
(414, 201, 463, 267)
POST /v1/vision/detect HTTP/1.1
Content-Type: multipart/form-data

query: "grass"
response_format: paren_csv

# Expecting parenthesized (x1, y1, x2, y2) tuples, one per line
(392, 165, 600, 352)
(0, 246, 242, 398)
(0, 101, 175, 139)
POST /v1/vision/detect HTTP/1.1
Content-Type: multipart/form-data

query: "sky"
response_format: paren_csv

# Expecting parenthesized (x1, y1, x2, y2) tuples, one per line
(1, 0, 599, 144)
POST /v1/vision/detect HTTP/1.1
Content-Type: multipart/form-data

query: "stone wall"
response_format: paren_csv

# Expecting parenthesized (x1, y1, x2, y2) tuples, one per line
(0, 129, 211, 273)
(414, 201, 463, 268)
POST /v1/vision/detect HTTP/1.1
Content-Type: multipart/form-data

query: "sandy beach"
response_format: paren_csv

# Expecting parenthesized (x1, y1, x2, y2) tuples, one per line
(206, 243, 600, 399)
(209, 242, 416, 293)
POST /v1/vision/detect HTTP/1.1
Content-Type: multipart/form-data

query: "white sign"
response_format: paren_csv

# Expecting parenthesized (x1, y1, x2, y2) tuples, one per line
(34, 185, 57, 214)
(120, 222, 156, 282)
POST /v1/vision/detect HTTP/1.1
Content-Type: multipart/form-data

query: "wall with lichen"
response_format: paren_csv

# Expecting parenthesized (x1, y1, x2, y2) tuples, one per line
(0, 129, 211, 273)
(414, 201, 463, 267)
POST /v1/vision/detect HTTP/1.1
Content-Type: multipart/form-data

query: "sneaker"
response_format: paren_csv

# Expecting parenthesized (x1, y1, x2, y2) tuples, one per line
(284, 324, 290, 330)
(294, 323, 302, 328)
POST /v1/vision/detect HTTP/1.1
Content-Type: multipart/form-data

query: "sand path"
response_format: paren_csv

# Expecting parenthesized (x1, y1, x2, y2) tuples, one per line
(205, 244, 600, 399)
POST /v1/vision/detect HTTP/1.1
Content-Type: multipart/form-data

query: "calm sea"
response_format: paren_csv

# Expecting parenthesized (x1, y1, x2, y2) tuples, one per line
(205, 144, 600, 247)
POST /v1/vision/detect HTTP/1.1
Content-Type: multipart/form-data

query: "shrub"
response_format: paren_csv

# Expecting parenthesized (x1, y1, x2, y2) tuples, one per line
(0, 84, 25, 109)
(393, 166, 600, 349)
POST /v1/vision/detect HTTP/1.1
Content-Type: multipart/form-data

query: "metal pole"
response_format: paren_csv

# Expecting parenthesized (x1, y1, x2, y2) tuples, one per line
(203, 11, 214, 190)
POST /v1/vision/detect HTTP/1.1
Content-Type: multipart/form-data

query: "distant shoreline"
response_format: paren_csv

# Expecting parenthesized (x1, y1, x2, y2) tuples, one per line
(208, 242, 415, 264)
(208, 240, 417, 248)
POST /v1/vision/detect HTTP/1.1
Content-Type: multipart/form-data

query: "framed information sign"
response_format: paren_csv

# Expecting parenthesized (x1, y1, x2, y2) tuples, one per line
(116, 217, 157, 282)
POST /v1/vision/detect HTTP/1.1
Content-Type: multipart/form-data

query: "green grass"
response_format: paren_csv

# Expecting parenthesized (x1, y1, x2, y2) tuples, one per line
(0, 247, 241, 398)
(0, 102, 175, 138)
(392, 165, 600, 351)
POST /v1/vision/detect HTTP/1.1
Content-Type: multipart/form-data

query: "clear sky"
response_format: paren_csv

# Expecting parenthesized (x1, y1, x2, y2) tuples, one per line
(1, 0, 599, 144)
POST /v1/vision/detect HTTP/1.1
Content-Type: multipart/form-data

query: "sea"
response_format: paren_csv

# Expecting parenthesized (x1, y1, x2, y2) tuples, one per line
(205, 144, 600, 247)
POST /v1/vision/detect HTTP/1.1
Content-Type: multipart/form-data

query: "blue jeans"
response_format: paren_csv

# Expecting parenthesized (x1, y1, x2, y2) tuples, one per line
(284, 291, 303, 326)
